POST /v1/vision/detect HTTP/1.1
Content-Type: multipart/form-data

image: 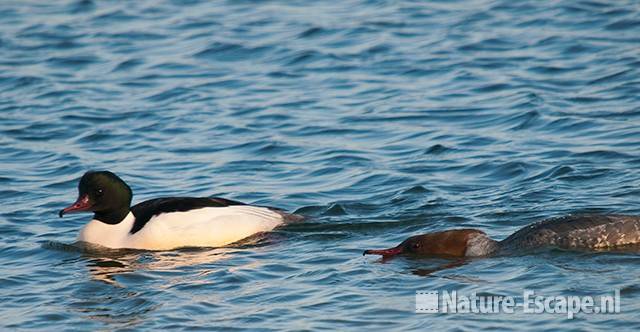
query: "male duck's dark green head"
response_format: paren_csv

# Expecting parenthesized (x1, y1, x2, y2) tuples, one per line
(59, 171, 133, 224)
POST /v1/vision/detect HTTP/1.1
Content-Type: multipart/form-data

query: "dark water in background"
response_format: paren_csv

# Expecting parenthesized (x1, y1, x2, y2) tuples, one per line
(1, 0, 640, 330)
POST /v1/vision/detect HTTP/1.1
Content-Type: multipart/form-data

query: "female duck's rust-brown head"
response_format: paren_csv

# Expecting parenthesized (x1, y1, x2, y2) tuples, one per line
(363, 229, 499, 258)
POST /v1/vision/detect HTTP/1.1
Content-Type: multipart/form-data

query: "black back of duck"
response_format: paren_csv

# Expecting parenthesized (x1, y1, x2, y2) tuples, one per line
(499, 214, 640, 252)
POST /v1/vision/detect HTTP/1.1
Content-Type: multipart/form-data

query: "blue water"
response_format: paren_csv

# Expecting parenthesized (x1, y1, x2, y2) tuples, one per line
(1, 0, 640, 330)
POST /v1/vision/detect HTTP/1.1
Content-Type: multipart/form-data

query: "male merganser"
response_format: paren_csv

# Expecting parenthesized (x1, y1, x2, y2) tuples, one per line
(363, 214, 640, 258)
(59, 171, 300, 250)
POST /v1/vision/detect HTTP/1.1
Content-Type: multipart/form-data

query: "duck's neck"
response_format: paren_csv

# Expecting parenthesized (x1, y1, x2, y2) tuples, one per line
(463, 231, 500, 256)
(424, 229, 500, 257)
(94, 207, 130, 225)
(77, 212, 136, 248)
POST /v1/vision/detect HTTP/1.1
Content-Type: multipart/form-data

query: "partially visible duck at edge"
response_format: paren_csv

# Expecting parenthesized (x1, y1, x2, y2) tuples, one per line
(363, 214, 640, 258)
(59, 171, 302, 250)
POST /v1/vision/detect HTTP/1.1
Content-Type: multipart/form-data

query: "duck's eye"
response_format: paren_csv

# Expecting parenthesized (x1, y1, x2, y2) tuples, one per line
(95, 188, 104, 197)
(413, 243, 420, 249)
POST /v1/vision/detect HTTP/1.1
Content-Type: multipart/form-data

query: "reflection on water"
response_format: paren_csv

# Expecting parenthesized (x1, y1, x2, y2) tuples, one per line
(411, 259, 469, 277)
(85, 247, 233, 286)
(43, 237, 274, 327)
(45, 233, 277, 286)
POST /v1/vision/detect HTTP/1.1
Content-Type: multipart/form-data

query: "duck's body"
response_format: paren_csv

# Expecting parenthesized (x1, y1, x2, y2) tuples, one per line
(364, 214, 640, 258)
(499, 214, 640, 252)
(77, 204, 286, 250)
(60, 171, 298, 250)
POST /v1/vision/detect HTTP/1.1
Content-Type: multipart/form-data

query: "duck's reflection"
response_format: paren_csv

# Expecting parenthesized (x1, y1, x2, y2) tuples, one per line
(84, 247, 231, 286)
(81, 231, 276, 286)
(52, 233, 279, 328)
(410, 259, 469, 277)
(369, 252, 470, 277)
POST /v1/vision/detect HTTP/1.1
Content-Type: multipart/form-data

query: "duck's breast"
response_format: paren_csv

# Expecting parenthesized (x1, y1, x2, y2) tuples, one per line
(77, 212, 136, 248)
(125, 205, 284, 250)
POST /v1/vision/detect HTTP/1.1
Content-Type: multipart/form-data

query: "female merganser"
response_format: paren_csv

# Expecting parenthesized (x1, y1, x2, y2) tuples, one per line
(363, 214, 640, 258)
(59, 171, 300, 250)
